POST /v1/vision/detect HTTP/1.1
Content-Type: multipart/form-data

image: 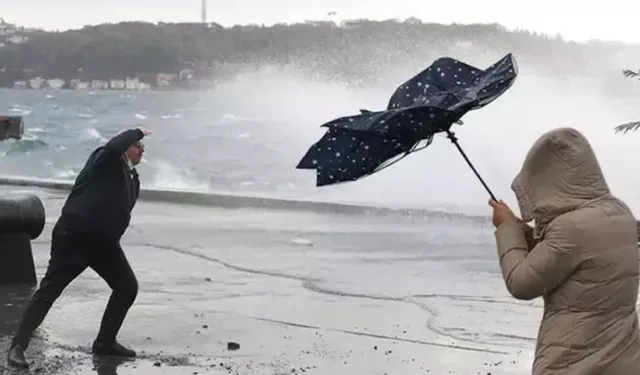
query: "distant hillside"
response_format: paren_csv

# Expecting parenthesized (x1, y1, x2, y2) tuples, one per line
(0, 19, 639, 90)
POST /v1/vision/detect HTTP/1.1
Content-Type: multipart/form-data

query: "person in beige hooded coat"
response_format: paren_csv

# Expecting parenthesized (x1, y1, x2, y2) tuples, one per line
(489, 127, 640, 375)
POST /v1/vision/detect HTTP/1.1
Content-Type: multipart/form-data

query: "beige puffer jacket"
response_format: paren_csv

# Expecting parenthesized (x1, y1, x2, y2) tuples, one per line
(494, 127, 640, 375)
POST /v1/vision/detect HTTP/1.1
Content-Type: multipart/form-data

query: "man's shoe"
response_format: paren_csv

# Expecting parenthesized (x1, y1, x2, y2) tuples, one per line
(92, 341, 136, 357)
(7, 345, 29, 368)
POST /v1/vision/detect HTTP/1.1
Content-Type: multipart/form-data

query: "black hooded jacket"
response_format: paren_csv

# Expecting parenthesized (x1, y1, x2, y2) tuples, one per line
(59, 129, 144, 242)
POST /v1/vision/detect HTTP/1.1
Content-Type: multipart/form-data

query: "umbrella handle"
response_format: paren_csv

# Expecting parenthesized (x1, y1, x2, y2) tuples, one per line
(446, 130, 497, 201)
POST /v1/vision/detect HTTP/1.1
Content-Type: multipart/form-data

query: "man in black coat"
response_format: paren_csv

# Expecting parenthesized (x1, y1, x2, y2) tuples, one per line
(7, 127, 152, 368)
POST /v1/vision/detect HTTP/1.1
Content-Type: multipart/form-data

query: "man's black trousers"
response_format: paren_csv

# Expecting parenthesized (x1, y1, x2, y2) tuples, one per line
(11, 220, 138, 349)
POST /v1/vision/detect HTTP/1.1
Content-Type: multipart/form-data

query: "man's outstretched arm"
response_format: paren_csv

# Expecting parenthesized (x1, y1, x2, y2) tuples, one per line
(92, 127, 151, 165)
(104, 128, 144, 155)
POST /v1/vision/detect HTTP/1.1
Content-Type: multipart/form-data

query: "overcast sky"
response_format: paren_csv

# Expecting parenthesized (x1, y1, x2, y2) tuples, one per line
(1, 0, 638, 44)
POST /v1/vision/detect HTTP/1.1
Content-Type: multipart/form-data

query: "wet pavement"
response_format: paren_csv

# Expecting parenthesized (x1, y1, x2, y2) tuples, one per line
(0, 186, 539, 374)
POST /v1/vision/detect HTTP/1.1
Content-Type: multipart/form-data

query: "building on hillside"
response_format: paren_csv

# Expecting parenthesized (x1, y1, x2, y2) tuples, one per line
(110, 79, 126, 90)
(179, 69, 194, 80)
(29, 77, 45, 89)
(69, 79, 90, 89)
(6, 35, 25, 44)
(0, 18, 27, 45)
(0, 18, 17, 35)
(46, 78, 66, 89)
(91, 80, 109, 90)
(156, 73, 177, 88)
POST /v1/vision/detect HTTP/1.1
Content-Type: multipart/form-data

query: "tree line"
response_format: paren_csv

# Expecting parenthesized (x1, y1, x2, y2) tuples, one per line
(0, 19, 638, 88)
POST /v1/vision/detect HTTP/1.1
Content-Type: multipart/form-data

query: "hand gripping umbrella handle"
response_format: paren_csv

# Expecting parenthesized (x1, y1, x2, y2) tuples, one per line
(446, 131, 497, 201)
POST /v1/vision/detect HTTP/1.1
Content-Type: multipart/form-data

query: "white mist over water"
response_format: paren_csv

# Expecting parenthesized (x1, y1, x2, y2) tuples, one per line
(2, 52, 640, 217)
(197, 60, 640, 215)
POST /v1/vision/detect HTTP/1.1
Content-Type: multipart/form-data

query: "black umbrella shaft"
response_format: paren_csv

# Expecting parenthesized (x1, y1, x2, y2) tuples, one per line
(446, 130, 497, 201)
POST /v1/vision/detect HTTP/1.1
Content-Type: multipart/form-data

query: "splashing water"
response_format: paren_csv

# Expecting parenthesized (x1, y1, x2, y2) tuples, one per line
(0, 54, 638, 215)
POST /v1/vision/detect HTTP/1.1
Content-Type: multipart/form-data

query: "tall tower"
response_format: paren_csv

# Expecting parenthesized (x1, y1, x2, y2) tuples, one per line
(201, 0, 207, 24)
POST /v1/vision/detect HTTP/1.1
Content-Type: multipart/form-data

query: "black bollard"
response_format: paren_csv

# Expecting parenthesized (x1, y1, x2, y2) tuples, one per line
(0, 116, 24, 141)
(0, 195, 46, 286)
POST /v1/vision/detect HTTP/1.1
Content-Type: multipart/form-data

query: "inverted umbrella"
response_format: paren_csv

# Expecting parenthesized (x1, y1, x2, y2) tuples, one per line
(296, 53, 518, 201)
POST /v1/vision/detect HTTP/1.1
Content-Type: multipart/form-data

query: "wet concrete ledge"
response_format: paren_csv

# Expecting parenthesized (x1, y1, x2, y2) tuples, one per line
(0, 174, 491, 223)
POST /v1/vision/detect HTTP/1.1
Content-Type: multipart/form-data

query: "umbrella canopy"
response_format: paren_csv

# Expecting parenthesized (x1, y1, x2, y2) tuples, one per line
(297, 53, 518, 188)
